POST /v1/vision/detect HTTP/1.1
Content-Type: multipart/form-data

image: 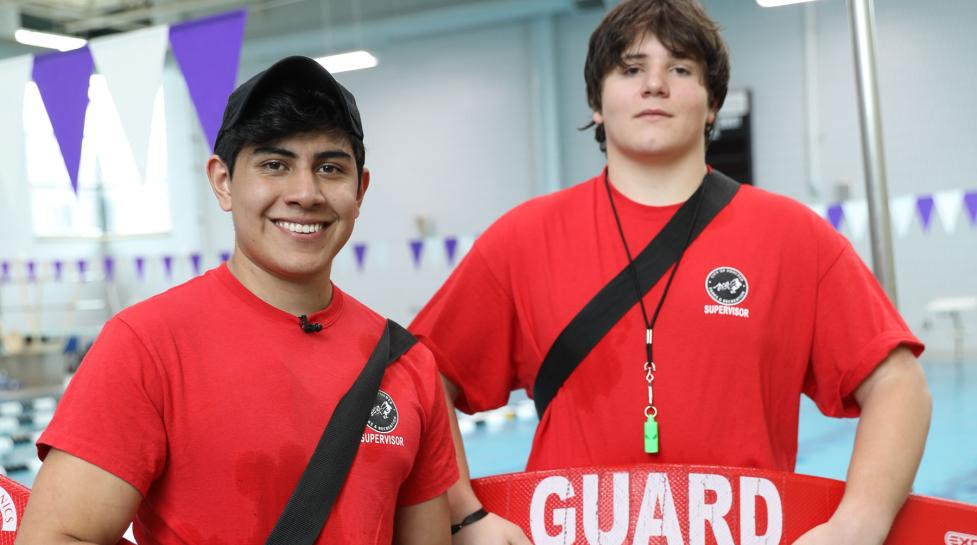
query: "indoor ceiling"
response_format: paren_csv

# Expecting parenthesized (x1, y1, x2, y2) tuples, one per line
(3, 0, 511, 38)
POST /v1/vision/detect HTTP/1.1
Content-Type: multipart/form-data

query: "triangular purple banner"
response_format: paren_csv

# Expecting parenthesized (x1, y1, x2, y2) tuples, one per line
(444, 237, 459, 265)
(32, 47, 95, 195)
(135, 256, 146, 280)
(26, 261, 36, 282)
(826, 204, 845, 231)
(409, 239, 424, 268)
(964, 191, 977, 227)
(77, 259, 88, 281)
(53, 260, 63, 281)
(353, 243, 367, 272)
(169, 10, 247, 151)
(190, 253, 202, 276)
(163, 255, 174, 278)
(916, 195, 935, 231)
(0, 261, 8, 282)
(219, 251, 230, 263)
(103, 257, 115, 280)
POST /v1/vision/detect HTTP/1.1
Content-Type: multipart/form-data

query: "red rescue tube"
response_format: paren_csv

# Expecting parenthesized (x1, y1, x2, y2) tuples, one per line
(472, 463, 977, 544)
(1, 466, 974, 544)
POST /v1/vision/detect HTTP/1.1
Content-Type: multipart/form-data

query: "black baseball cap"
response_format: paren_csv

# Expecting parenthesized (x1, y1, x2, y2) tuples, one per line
(214, 56, 363, 150)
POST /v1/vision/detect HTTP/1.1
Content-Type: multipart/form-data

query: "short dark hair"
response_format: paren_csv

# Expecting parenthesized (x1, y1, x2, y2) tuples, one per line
(214, 84, 366, 180)
(583, 0, 731, 151)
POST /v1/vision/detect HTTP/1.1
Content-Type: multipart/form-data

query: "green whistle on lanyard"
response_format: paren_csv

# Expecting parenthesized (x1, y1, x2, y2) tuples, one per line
(644, 415, 659, 454)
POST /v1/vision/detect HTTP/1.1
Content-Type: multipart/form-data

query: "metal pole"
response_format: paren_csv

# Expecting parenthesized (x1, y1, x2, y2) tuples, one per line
(847, 0, 899, 305)
(530, 15, 563, 195)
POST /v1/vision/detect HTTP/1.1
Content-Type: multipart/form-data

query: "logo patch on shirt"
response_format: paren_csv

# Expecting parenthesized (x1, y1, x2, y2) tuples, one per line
(705, 267, 749, 305)
(367, 390, 399, 433)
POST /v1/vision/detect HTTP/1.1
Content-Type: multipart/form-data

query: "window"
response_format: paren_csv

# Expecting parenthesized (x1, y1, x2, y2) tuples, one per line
(25, 75, 171, 238)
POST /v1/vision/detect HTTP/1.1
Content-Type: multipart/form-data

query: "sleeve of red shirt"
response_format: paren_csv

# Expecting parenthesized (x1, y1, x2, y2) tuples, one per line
(396, 347, 459, 506)
(410, 240, 526, 415)
(804, 227, 924, 418)
(37, 316, 168, 496)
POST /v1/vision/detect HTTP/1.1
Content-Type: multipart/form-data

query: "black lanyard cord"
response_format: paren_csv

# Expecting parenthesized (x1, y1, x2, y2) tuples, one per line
(604, 172, 705, 366)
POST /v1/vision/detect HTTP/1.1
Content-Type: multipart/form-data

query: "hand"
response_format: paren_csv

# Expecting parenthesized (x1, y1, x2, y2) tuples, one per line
(452, 512, 533, 545)
(791, 518, 886, 545)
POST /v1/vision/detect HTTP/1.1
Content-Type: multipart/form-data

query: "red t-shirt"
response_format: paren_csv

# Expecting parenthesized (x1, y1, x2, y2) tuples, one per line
(411, 171, 922, 473)
(39, 264, 458, 545)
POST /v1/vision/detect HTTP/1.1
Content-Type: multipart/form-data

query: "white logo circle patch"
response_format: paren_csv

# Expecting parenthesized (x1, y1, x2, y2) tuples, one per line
(705, 267, 749, 306)
(367, 391, 399, 433)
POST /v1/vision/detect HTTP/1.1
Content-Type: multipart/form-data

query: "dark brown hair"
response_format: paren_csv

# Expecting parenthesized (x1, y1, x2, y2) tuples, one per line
(583, 0, 731, 151)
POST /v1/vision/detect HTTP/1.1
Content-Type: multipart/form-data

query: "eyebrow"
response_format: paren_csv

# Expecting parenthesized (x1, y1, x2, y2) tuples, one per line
(621, 52, 693, 63)
(251, 146, 353, 161)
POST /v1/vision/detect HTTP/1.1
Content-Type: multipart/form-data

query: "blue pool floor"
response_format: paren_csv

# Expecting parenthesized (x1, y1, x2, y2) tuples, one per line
(464, 360, 977, 505)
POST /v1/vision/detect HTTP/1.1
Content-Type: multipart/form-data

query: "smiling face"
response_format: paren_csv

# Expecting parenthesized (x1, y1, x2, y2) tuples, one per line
(208, 131, 369, 286)
(594, 33, 715, 164)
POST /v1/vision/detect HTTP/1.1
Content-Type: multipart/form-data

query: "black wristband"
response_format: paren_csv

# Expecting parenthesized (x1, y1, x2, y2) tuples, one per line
(450, 507, 489, 535)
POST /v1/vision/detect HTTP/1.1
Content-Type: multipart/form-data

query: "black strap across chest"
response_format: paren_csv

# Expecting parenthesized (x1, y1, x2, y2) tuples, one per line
(265, 319, 417, 545)
(531, 170, 741, 418)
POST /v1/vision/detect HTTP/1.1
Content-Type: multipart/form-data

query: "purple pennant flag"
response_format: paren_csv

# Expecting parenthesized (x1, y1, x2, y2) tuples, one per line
(826, 203, 845, 231)
(190, 253, 202, 276)
(916, 195, 935, 231)
(32, 47, 95, 195)
(163, 255, 174, 278)
(353, 243, 367, 272)
(103, 257, 115, 281)
(409, 239, 424, 268)
(219, 251, 230, 263)
(169, 10, 247, 151)
(444, 237, 459, 266)
(0, 261, 8, 283)
(964, 191, 977, 227)
(26, 261, 36, 282)
(77, 259, 88, 281)
(53, 260, 63, 281)
(135, 256, 146, 280)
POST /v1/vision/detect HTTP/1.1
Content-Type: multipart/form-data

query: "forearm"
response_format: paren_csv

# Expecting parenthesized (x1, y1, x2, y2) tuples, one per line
(393, 493, 451, 545)
(440, 375, 484, 523)
(832, 348, 931, 540)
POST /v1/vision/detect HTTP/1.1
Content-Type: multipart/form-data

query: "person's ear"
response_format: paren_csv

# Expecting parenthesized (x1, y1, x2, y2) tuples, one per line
(593, 110, 604, 125)
(354, 168, 371, 219)
(207, 155, 233, 212)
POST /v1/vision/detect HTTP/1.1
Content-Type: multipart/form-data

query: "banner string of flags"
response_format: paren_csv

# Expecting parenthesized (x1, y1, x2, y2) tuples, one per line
(0, 236, 478, 285)
(0, 10, 247, 195)
(809, 189, 977, 238)
(2, 188, 975, 286)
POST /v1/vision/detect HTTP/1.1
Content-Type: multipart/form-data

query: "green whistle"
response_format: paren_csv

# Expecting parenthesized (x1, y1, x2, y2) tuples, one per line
(644, 415, 659, 454)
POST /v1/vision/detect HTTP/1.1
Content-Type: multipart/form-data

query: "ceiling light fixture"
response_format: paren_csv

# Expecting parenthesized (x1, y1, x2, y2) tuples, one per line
(14, 28, 87, 51)
(315, 51, 378, 74)
(756, 0, 818, 6)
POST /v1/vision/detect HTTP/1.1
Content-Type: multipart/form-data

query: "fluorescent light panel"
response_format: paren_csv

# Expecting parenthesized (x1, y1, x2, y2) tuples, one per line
(15, 28, 87, 51)
(315, 51, 378, 74)
(757, 0, 817, 6)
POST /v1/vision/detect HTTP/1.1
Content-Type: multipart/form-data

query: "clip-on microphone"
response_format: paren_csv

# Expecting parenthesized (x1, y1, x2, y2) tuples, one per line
(298, 314, 323, 334)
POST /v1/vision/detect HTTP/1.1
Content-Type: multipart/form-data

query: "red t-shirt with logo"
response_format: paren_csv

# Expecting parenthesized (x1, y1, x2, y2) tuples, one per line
(39, 265, 458, 544)
(411, 171, 922, 472)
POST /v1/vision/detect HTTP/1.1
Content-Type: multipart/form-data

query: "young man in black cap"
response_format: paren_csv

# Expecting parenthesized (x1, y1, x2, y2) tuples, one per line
(411, 0, 930, 544)
(17, 56, 457, 545)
